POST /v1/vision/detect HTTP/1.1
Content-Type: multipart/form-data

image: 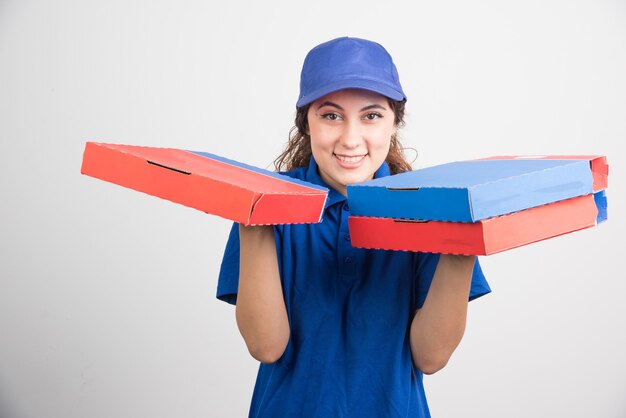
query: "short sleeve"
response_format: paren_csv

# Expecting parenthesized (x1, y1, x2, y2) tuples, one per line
(468, 260, 491, 302)
(216, 223, 240, 305)
(414, 253, 491, 310)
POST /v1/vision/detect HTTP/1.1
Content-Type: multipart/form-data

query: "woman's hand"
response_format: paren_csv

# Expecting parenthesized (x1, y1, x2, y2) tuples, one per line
(409, 254, 477, 374)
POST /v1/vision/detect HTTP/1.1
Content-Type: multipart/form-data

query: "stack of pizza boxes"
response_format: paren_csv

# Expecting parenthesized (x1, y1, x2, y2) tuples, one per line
(80, 142, 328, 225)
(347, 156, 609, 256)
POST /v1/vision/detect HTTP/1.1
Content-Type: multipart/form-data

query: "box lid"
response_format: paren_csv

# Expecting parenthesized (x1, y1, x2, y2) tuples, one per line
(347, 156, 605, 222)
(478, 155, 608, 191)
(81, 142, 328, 225)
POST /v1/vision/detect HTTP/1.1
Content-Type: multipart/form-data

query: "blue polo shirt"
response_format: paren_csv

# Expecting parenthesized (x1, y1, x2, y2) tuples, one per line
(217, 157, 491, 418)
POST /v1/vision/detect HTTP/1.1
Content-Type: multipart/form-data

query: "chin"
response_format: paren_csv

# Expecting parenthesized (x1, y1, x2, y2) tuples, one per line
(340, 172, 373, 186)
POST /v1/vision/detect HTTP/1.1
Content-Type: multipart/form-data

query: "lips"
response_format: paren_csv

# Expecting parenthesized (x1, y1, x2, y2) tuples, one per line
(333, 153, 367, 170)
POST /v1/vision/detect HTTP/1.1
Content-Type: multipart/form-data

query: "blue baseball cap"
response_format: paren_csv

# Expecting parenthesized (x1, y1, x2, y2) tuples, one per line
(296, 37, 406, 108)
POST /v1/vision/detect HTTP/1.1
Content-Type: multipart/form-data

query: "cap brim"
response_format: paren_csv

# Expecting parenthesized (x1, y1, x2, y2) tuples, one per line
(296, 78, 405, 108)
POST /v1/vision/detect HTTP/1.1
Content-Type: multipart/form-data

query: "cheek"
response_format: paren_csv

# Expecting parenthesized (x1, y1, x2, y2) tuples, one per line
(369, 125, 395, 151)
(309, 125, 336, 151)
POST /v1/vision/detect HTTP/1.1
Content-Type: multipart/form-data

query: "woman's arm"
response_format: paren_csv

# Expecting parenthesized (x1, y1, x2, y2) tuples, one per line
(235, 224, 290, 364)
(409, 254, 477, 374)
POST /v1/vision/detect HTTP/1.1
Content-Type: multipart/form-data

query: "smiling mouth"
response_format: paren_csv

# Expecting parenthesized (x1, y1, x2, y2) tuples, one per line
(334, 154, 367, 163)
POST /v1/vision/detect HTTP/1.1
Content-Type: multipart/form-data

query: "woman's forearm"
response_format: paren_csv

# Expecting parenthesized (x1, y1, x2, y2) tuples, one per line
(410, 254, 476, 374)
(235, 224, 290, 364)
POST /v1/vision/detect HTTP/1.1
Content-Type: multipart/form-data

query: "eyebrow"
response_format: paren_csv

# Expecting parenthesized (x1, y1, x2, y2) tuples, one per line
(360, 104, 387, 112)
(316, 101, 388, 112)
(317, 101, 344, 110)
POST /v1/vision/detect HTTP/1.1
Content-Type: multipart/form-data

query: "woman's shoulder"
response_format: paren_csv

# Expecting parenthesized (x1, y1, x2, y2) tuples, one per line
(278, 166, 309, 182)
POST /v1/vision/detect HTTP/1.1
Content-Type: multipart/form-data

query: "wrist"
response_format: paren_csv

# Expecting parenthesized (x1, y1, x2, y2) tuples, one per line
(439, 254, 476, 270)
(239, 224, 273, 233)
(239, 224, 275, 243)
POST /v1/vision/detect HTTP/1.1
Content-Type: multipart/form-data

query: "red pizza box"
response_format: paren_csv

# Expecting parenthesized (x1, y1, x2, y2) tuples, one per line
(348, 192, 607, 256)
(80, 142, 328, 225)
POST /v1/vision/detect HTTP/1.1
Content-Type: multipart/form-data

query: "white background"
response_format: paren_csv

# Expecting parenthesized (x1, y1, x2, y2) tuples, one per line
(1, 0, 625, 417)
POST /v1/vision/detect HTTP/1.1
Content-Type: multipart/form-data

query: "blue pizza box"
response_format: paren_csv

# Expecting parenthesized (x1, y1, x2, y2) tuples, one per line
(347, 156, 606, 222)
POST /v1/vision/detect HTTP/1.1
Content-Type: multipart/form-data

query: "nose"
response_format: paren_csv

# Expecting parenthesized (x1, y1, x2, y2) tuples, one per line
(338, 120, 362, 149)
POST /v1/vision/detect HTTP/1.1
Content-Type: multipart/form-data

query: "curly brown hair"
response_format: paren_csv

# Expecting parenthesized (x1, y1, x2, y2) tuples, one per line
(274, 99, 413, 175)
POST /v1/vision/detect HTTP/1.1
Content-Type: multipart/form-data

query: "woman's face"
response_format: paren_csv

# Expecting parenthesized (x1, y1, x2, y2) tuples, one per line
(307, 89, 396, 196)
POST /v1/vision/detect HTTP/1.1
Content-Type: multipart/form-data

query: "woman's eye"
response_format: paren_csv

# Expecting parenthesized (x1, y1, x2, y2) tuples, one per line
(321, 113, 341, 121)
(364, 112, 382, 121)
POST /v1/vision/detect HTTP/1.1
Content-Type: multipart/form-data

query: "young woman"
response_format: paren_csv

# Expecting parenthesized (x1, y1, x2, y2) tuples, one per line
(217, 37, 491, 418)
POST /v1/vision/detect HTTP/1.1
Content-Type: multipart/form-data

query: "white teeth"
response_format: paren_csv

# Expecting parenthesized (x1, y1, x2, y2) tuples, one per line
(335, 154, 365, 163)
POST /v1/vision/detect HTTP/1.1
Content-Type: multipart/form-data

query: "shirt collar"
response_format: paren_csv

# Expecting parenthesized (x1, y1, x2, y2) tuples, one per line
(304, 156, 392, 209)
